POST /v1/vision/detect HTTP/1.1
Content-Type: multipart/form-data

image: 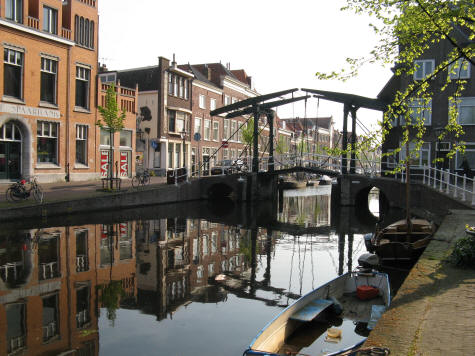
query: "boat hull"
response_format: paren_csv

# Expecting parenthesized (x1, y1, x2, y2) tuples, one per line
(244, 271, 390, 356)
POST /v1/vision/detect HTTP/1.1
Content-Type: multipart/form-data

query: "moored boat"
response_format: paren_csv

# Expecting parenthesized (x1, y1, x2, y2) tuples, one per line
(365, 218, 436, 263)
(243, 269, 390, 356)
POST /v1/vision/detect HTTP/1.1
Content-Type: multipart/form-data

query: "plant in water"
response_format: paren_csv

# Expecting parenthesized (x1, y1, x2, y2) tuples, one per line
(450, 235, 475, 268)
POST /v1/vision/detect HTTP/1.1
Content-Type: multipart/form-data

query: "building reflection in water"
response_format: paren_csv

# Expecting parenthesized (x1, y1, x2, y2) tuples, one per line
(0, 187, 367, 355)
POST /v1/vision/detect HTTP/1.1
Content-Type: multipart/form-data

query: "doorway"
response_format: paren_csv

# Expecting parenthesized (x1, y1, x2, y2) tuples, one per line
(0, 122, 22, 180)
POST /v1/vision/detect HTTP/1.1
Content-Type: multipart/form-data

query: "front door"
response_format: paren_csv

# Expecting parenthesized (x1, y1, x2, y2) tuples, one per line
(0, 141, 21, 180)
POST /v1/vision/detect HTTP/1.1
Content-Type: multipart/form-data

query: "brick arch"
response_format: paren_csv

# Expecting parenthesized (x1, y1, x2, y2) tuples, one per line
(0, 116, 34, 179)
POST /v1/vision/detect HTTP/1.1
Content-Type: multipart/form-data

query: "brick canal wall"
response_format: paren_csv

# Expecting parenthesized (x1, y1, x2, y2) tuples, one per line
(363, 209, 475, 355)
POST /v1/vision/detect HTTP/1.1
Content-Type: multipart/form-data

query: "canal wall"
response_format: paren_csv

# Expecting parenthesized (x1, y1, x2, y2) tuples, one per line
(363, 209, 475, 355)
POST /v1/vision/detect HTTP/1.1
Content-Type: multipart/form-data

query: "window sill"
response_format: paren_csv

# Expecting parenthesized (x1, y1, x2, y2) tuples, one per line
(39, 101, 59, 109)
(74, 163, 89, 169)
(2, 96, 25, 105)
(74, 106, 91, 114)
(36, 163, 61, 169)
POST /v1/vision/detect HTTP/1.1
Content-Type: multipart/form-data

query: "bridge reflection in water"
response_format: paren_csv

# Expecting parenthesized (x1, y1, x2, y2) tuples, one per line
(0, 186, 402, 356)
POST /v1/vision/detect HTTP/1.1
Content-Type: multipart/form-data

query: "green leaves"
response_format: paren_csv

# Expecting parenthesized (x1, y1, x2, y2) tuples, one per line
(97, 84, 126, 133)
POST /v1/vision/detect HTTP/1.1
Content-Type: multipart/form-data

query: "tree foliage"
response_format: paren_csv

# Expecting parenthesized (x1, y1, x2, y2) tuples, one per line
(316, 0, 475, 171)
(97, 84, 126, 185)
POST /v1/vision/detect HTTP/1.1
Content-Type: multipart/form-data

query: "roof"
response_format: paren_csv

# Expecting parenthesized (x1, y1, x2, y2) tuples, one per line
(116, 66, 161, 92)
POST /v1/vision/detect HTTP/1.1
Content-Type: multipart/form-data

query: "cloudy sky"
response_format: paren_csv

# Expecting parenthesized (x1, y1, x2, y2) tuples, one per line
(98, 0, 393, 132)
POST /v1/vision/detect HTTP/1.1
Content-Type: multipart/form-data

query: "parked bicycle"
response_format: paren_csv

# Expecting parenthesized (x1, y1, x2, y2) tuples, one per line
(6, 177, 44, 203)
(132, 169, 151, 188)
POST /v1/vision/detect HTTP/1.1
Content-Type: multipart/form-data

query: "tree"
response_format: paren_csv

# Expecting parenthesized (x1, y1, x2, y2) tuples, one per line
(275, 135, 289, 155)
(241, 117, 255, 157)
(317, 0, 474, 171)
(97, 84, 126, 189)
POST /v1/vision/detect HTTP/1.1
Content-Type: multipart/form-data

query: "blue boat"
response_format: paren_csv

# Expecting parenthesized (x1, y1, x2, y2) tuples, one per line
(243, 270, 390, 356)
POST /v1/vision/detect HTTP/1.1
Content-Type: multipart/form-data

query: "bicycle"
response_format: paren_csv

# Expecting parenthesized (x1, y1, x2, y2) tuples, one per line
(131, 169, 151, 188)
(6, 177, 44, 203)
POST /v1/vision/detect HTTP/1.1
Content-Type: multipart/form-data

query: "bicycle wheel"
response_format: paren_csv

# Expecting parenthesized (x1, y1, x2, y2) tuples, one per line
(143, 174, 151, 185)
(132, 176, 140, 188)
(6, 187, 23, 202)
(33, 186, 44, 203)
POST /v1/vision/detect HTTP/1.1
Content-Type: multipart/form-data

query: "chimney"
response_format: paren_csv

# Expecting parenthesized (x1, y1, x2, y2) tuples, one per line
(207, 67, 212, 81)
(171, 53, 177, 68)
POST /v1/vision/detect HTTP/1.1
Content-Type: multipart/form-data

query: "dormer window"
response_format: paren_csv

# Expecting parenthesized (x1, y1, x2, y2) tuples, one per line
(414, 59, 434, 80)
(6, 0, 23, 24)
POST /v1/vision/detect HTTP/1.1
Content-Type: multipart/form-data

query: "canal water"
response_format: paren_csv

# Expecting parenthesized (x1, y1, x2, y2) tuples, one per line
(0, 185, 406, 356)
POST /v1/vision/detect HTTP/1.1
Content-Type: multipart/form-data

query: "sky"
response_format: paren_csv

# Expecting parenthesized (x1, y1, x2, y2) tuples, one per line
(98, 0, 393, 133)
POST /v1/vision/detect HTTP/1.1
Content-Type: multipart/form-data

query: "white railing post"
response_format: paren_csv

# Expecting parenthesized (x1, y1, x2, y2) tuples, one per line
(472, 179, 475, 206)
(423, 165, 426, 185)
(433, 167, 437, 189)
(446, 169, 450, 194)
(439, 168, 444, 191)
(462, 174, 467, 201)
(453, 172, 458, 198)
(175, 169, 178, 186)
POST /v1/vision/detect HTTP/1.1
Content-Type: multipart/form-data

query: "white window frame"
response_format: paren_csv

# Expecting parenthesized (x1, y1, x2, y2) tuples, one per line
(456, 142, 475, 171)
(457, 97, 475, 125)
(199, 94, 206, 109)
(6, 0, 23, 23)
(449, 59, 471, 80)
(3, 47, 24, 99)
(43, 5, 58, 35)
(401, 99, 432, 126)
(414, 59, 435, 81)
(399, 141, 431, 168)
(212, 121, 219, 141)
(75, 124, 88, 165)
(194, 117, 202, 135)
(204, 119, 211, 141)
(224, 95, 231, 106)
(40, 57, 58, 104)
(75, 65, 90, 110)
(210, 98, 216, 111)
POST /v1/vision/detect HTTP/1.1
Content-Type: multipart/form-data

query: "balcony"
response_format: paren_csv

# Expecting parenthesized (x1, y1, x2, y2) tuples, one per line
(39, 262, 60, 281)
(78, 0, 96, 7)
(76, 255, 89, 272)
(42, 321, 58, 342)
(100, 83, 136, 114)
(27, 16, 39, 29)
(76, 309, 90, 328)
(8, 335, 26, 354)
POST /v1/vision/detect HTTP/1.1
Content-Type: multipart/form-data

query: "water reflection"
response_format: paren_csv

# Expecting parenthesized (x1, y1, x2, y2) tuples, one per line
(0, 186, 398, 356)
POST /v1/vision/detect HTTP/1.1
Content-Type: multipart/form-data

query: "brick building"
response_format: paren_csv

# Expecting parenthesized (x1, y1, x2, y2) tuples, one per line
(0, 0, 136, 183)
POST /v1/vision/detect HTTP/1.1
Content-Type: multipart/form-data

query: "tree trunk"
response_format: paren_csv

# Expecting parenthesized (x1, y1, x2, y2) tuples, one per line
(109, 131, 113, 190)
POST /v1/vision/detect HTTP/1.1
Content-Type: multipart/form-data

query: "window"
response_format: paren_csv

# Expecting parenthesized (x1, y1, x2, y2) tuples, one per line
(231, 121, 237, 140)
(43, 6, 58, 35)
(199, 95, 206, 109)
(173, 75, 178, 96)
(184, 79, 188, 99)
(100, 128, 111, 146)
(213, 121, 219, 141)
(6, 0, 22, 23)
(3, 48, 23, 99)
(168, 73, 173, 95)
(204, 119, 211, 140)
(40, 57, 57, 104)
(223, 120, 229, 140)
(449, 59, 471, 80)
(168, 110, 176, 132)
(399, 141, 430, 167)
(179, 78, 184, 98)
(75, 66, 90, 109)
(168, 110, 186, 133)
(120, 130, 132, 147)
(99, 73, 116, 83)
(37, 121, 58, 164)
(210, 98, 216, 111)
(168, 144, 173, 168)
(194, 118, 202, 135)
(414, 59, 434, 80)
(42, 294, 59, 342)
(74, 16, 95, 49)
(400, 99, 432, 126)
(456, 143, 475, 171)
(76, 125, 87, 165)
(232, 97, 238, 104)
(457, 97, 475, 125)
(224, 95, 231, 106)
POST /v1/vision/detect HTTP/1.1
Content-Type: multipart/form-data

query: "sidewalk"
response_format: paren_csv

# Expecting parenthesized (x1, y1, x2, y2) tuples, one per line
(363, 209, 475, 355)
(0, 176, 168, 205)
